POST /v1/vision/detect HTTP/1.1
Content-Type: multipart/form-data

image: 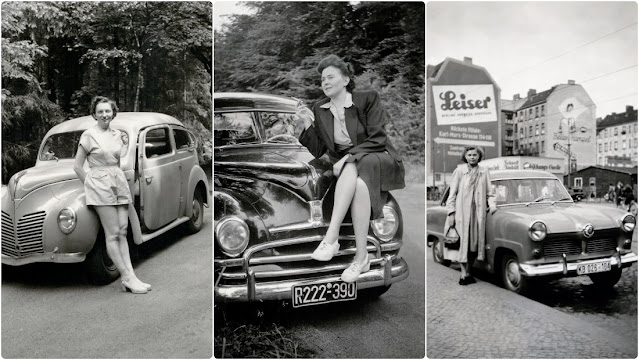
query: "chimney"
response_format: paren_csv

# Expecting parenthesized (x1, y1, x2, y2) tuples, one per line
(513, 93, 520, 101)
(463, 57, 472, 64)
(568, 80, 575, 85)
(627, 105, 634, 114)
(527, 89, 536, 97)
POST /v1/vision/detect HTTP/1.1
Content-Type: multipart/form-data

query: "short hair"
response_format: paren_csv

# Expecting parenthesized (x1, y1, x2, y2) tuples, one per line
(461, 146, 484, 163)
(317, 55, 356, 92)
(90, 96, 119, 118)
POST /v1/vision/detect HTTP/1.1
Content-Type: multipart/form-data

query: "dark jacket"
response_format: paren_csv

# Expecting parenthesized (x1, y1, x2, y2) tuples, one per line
(299, 90, 405, 191)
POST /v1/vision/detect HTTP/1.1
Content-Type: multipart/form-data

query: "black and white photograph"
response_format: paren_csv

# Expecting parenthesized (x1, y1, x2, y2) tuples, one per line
(214, 1, 425, 358)
(1, 2, 212, 358)
(427, 1, 638, 358)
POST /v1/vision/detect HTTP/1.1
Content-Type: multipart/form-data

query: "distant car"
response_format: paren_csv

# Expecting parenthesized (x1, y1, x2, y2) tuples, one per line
(214, 92, 409, 306)
(427, 169, 637, 294)
(566, 187, 585, 201)
(2, 113, 210, 284)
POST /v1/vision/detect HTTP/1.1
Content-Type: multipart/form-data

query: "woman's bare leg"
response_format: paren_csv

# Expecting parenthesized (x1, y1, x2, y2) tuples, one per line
(116, 205, 135, 277)
(94, 205, 134, 282)
(324, 162, 358, 244)
(351, 177, 371, 263)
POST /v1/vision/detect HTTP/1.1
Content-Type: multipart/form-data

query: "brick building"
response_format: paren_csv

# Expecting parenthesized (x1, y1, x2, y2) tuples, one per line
(564, 165, 637, 199)
(596, 105, 638, 168)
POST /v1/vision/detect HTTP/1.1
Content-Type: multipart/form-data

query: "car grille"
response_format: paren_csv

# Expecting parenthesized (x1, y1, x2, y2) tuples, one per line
(1, 211, 46, 257)
(216, 235, 398, 285)
(543, 230, 618, 258)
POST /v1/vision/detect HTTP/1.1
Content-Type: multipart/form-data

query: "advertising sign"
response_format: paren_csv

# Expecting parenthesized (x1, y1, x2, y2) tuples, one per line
(431, 84, 499, 172)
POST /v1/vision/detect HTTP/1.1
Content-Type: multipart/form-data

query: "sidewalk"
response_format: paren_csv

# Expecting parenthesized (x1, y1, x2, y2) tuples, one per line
(426, 261, 637, 358)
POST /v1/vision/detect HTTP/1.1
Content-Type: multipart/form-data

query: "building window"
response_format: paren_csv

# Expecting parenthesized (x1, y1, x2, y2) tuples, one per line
(598, 156, 602, 164)
(615, 141, 618, 150)
(634, 123, 637, 134)
(535, 124, 539, 136)
(615, 127, 618, 136)
(622, 125, 626, 135)
(520, 128, 524, 139)
(541, 105, 545, 116)
(599, 144, 602, 153)
(529, 125, 533, 137)
(623, 140, 626, 149)
(535, 107, 539, 118)
(541, 123, 545, 135)
(635, 138, 638, 148)
(574, 177, 583, 189)
(541, 140, 545, 153)
(605, 143, 608, 151)
(529, 108, 533, 117)
(535, 141, 539, 153)
(605, 129, 608, 138)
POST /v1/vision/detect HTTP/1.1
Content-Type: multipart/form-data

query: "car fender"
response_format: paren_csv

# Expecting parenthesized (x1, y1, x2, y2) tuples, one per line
(214, 189, 268, 246)
(186, 165, 210, 219)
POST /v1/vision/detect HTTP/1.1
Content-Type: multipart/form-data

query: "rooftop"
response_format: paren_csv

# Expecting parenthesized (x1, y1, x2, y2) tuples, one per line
(596, 106, 637, 130)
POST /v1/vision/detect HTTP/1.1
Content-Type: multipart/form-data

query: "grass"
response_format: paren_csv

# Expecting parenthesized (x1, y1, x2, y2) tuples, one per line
(214, 304, 317, 358)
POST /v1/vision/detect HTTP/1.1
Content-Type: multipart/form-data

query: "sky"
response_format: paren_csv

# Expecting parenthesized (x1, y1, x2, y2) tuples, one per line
(427, 1, 638, 119)
(214, 1, 255, 32)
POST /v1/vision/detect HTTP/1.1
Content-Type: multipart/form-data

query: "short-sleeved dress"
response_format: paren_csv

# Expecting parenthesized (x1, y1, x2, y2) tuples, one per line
(79, 126, 132, 206)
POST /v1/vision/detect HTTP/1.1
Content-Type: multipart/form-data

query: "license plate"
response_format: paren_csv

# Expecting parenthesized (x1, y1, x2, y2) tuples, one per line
(577, 261, 611, 275)
(292, 280, 357, 308)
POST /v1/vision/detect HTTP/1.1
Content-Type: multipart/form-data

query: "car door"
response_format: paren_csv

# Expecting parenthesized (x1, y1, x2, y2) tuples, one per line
(138, 125, 181, 230)
(170, 126, 198, 216)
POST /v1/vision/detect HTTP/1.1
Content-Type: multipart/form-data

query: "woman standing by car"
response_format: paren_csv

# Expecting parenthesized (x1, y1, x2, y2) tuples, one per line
(295, 55, 405, 283)
(445, 146, 497, 285)
(74, 96, 151, 294)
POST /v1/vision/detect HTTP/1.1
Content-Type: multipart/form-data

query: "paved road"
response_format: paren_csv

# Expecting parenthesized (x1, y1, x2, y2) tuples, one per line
(2, 208, 212, 359)
(284, 183, 425, 358)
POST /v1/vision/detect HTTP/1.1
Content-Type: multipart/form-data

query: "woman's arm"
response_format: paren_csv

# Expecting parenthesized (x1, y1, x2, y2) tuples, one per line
(119, 131, 129, 158)
(74, 146, 88, 184)
(347, 91, 388, 155)
(446, 168, 460, 224)
(297, 104, 328, 159)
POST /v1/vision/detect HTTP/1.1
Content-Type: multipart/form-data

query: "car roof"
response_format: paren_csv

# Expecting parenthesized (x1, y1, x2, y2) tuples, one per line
(214, 92, 298, 112)
(489, 169, 559, 181)
(46, 112, 184, 136)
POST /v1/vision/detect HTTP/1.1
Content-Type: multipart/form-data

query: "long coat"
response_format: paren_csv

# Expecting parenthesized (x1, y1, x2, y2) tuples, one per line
(444, 164, 496, 262)
(299, 90, 405, 192)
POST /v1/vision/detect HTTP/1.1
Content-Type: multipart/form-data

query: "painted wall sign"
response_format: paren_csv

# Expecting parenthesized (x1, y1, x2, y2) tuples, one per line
(432, 85, 498, 125)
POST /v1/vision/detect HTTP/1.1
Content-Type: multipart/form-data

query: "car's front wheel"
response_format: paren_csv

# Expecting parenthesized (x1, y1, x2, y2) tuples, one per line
(85, 232, 120, 285)
(431, 238, 451, 267)
(500, 253, 528, 294)
(186, 189, 204, 233)
(588, 268, 622, 289)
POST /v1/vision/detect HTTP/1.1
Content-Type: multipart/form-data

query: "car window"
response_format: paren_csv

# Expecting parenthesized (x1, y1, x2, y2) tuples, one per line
(492, 178, 571, 204)
(145, 128, 172, 158)
(173, 128, 195, 150)
(258, 112, 303, 143)
(214, 112, 257, 146)
(39, 131, 84, 160)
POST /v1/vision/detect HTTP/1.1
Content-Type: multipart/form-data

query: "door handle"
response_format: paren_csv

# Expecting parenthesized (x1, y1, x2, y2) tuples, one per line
(145, 175, 153, 184)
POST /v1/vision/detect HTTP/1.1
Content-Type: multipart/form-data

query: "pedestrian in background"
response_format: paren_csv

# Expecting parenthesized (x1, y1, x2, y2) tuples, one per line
(616, 181, 625, 209)
(74, 96, 151, 294)
(295, 55, 405, 283)
(444, 146, 497, 285)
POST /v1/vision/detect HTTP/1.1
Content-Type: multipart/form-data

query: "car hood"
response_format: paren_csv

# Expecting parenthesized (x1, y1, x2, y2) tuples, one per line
(7, 162, 78, 200)
(214, 145, 333, 202)
(496, 203, 627, 233)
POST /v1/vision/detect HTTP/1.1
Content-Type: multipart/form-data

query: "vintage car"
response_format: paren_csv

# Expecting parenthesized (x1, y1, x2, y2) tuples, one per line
(2, 113, 210, 284)
(427, 169, 637, 294)
(214, 92, 409, 307)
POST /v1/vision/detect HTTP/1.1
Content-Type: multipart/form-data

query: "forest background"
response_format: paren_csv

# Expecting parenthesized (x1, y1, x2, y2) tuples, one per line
(1, 1, 212, 184)
(214, 2, 425, 182)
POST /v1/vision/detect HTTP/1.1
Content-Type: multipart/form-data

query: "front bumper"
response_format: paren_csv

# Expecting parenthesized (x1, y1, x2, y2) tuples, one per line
(2, 252, 86, 266)
(519, 251, 638, 277)
(215, 254, 409, 302)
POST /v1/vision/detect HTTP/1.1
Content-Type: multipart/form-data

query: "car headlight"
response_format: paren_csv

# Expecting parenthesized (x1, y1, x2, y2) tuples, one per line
(58, 208, 77, 234)
(371, 206, 399, 242)
(215, 216, 250, 257)
(621, 214, 636, 233)
(528, 221, 547, 241)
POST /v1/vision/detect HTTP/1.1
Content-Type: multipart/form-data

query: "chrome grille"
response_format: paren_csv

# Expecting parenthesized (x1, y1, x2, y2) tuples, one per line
(544, 235, 617, 258)
(1, 211, 45, 257)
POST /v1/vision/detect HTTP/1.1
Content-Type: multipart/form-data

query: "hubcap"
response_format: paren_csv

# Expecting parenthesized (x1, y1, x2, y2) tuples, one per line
(192, 199, 202, 226)
(506, 260, 521, 287)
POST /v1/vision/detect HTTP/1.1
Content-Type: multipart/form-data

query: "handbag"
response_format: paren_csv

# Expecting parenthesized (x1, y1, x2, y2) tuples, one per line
(444, 226, 460, 250)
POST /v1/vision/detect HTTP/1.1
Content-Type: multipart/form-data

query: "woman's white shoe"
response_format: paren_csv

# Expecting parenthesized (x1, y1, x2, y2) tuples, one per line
(311, 239, 340, 261)
(121, 279, 148, 294)
(341, 256, 371, 283)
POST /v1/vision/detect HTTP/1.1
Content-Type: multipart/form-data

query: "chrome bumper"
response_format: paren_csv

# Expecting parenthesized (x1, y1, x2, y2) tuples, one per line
(520, 251, 638, 277)
(215, 255, 409, 302)
(2, 252, 86, 266)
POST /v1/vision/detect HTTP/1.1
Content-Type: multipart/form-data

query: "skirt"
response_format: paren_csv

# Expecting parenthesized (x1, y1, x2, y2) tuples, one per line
(84, 165, 132, 206)
(337, 148, 388, 219)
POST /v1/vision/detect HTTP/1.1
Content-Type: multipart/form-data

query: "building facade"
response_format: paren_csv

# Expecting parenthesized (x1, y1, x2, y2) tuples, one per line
(512, 81, 597, 173)
(596, 105, 638, 168)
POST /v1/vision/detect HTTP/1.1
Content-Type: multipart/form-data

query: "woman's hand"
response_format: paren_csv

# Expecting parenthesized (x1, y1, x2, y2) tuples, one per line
(333, 154, 350, 177)
(295, 100, 314, 130)
(489, 205, 498, 215)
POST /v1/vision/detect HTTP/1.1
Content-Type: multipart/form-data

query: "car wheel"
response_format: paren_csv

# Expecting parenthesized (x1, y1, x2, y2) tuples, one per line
(186, 189, 204, 233)
(431, 238, 451, 267)
(588, 268, 622, 289)
(501, 253, 528, 294)
(85, 232, 120, 285)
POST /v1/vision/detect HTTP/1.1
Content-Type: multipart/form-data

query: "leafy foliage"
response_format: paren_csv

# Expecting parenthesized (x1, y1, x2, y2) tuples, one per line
(214, 2, 425, 172)
(2, 1, 212, 183)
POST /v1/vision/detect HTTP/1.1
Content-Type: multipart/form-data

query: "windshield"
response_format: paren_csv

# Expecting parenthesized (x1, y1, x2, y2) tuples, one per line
(39, 131, 84, 161)
(258, 112, 302, 144)
(492, 178, 572, 205)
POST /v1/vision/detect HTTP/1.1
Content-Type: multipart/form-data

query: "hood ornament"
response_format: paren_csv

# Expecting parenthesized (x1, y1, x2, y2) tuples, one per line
(583, 223, 594, 238)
